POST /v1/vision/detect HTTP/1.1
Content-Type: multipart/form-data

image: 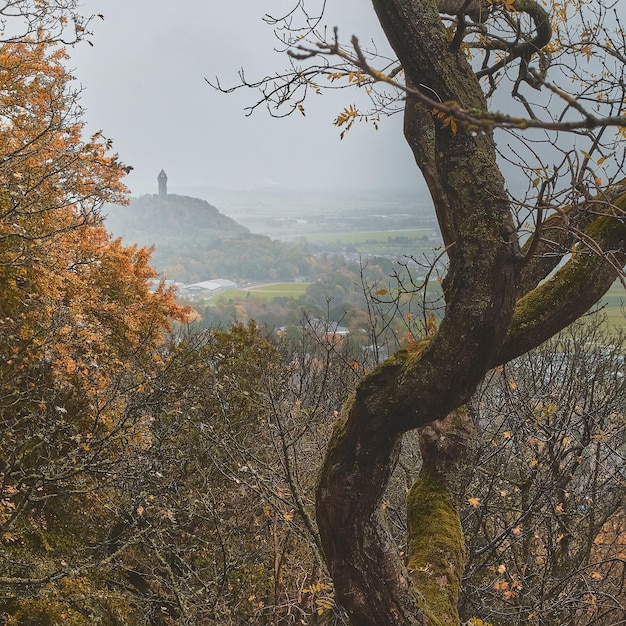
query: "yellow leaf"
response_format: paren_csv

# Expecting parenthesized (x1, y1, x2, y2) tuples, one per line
(468, 497, 481, 508)
(316, 597, 335, 609)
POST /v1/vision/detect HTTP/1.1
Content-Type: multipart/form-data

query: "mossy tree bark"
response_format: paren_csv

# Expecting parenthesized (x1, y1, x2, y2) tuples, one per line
(315, 0, 626, 624)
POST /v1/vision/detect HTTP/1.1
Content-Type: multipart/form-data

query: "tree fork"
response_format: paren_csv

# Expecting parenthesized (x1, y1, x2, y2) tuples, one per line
(315, 1, 625, 624)
(316, 1, 523, 623)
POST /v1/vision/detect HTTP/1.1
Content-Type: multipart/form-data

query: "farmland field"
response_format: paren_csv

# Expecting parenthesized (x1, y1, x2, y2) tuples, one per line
(276, 229, 439, 256)
(599, 280, 625, 328)
(211, 282, 310, 302)
(283, 229, 433, 244)
(600, 280, 626, 308)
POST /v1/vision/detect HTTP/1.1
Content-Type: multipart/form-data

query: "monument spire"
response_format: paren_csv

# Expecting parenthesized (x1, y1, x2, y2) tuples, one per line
(158, 169, 168, 196)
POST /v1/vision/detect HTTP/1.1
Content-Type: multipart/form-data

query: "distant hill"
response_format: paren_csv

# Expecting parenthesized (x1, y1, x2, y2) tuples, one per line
(102, 193, 315, 285)
(104, 193, 249, 247)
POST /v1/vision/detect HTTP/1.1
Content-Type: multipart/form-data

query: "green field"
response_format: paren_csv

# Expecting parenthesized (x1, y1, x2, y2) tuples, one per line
(286, 229, 433, 245)
(212, 282, 310, 302)
(276, 229, 439, 256)
(600, 280, 626, 306)
(599, 280, 625, 328)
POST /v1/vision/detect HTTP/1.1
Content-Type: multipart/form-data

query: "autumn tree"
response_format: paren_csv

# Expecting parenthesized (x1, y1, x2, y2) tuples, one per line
(97, 322, 356, 625)
(0, 0, 95, 45)
(0, 11, 190, 622)
(221, 0, 626, 623)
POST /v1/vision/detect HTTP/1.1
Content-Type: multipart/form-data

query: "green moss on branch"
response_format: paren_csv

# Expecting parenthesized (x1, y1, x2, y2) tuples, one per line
(406, 469, 466, 626)
(499, 210, 626, 363)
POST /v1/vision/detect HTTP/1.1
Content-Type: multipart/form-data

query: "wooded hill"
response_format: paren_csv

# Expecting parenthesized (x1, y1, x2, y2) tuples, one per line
(104, 194, 316, 284)
(104, 194, 249, 244)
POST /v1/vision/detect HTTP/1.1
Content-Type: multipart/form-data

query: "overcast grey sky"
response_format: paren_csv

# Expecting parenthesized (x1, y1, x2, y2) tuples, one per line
(70, 1, 424, 197)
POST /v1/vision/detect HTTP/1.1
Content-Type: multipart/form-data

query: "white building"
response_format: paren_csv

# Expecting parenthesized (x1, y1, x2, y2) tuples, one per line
(179, 279, 236, 301)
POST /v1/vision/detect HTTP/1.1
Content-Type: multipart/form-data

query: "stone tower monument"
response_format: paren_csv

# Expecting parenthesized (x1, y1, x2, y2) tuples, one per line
(158, 169, 168, 196)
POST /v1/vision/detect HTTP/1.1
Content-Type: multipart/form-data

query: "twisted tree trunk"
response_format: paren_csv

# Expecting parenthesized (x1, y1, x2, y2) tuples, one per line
(315, 0, 626, 624)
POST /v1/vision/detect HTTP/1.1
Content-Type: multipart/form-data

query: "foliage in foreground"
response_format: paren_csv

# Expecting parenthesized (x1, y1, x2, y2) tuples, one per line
(2, 2, 626, 625)
(4, 286, 626, 625)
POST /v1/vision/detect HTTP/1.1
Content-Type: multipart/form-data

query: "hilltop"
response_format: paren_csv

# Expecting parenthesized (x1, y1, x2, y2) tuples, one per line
(104, 193, 249, 246)
(102, 193, 315, 284)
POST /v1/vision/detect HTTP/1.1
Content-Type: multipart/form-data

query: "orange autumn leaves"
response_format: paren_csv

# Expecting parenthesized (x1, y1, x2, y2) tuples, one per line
(0, 36, 190, 602)
(0, 38, 189, 419)
(0, 42, 124, 223)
